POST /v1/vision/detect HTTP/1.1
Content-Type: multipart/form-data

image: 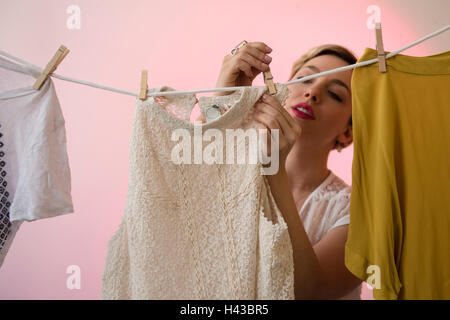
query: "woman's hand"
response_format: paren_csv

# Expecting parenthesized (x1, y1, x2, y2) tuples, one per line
(196, 41, 273, 123)
(215, 42, 273, 96)
(252, 94, 302, 168)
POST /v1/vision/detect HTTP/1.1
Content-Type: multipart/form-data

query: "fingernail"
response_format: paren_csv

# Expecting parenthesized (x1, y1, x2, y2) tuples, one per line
(266, 47, 272, 53)
(262, 94, 268, 100)
(264, 55, 272, 63)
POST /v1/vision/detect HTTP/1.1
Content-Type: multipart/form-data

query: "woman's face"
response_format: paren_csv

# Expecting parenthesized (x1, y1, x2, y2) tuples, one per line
(284, 54, 353, 151)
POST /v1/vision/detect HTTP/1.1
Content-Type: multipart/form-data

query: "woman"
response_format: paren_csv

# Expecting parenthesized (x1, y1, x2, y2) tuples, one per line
(198, 41, 362, 299)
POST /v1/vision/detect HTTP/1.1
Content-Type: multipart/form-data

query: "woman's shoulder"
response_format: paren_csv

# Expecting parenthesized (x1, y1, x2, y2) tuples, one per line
(312, 171, 351, 202)
(308, 172, 351, 227)
(300, 171, 352, 244)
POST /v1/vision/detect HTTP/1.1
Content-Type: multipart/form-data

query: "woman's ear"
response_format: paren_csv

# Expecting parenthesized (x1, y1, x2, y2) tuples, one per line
(337, 125, 353, 148)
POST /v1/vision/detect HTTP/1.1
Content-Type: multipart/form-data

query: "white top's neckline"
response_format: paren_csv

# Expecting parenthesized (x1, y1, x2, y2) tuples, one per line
(298, 170, 334, 214)
(141, 83, 290, 132)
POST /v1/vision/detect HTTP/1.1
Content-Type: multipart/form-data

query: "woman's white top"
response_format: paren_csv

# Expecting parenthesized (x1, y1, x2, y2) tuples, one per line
(299, 170, 362, 300)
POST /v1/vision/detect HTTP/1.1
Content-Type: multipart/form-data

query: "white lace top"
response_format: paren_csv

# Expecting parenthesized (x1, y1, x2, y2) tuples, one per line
(299, 171, 362, 299)
(102, 83, 295, 299)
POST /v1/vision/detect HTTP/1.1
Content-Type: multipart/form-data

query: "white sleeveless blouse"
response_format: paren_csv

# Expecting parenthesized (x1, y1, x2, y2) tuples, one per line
(102, 83, 295, 299)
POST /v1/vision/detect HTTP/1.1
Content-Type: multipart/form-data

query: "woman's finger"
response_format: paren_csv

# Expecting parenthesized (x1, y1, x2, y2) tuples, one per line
(248, 41, 273, 54)
(253, 110, 288, 155)
(254, 101, 300, 144)
(239, 52, 270, 73)
(254, 102, 288, 137)
(238, 45, 272, 71)
(233, 59, 254, 79)
(252, 111, 275, 156)
(259, 95, 302, 137)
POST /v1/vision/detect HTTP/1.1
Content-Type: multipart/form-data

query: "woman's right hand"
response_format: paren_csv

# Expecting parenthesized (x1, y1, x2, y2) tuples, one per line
(214, 41, 273, 96)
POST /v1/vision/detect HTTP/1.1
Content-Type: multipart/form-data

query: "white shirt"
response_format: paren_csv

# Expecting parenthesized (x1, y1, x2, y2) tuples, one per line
(0, 55, 73, 267)
(299, 170, 361, 300)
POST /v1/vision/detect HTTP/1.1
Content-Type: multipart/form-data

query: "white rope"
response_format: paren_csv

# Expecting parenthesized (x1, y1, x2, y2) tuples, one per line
(0, 24, 448, 98)
(284, 24, 450, 86)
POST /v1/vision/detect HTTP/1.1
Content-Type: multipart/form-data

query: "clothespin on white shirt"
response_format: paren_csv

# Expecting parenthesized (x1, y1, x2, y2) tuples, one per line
(375, 23, 387, 73)
(33, 45, 70, 90)
(139, 70, 148, 100)
(263, 68, 277, 95)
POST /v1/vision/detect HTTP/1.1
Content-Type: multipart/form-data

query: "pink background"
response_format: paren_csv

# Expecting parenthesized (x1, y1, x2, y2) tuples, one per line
(0, 0, 448, 299)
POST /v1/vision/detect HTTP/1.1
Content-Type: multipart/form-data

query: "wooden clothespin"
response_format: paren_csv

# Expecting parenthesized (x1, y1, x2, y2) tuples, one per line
(263, 68, 277, 95)
(375, 23, 387, 73)
(33, 45, 70, 90)
(139, 70, 148, 100)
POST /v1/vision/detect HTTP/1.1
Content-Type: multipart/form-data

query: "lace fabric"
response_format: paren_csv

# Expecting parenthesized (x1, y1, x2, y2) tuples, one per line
(309, 172, 350, 201)
(299, 172, 352, 244)
(102, 83, 295, 299)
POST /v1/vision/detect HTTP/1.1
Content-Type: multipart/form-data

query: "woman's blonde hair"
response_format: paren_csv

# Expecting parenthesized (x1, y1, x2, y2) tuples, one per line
(288, 44, 358, 82)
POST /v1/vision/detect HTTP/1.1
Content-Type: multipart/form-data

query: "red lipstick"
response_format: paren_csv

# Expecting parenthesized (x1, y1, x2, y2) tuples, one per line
(291, 103, 315, 120)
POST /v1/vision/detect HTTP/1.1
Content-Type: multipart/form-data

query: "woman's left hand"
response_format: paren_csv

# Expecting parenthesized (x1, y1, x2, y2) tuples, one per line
(252, 93, 302, 168)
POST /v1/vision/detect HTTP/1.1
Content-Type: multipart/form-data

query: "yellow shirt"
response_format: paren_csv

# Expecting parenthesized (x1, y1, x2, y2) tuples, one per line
(345, 47, 450, 299)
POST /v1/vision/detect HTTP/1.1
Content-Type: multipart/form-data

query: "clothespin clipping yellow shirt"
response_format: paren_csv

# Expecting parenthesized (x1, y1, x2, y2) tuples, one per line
(375, 23, 387, 73)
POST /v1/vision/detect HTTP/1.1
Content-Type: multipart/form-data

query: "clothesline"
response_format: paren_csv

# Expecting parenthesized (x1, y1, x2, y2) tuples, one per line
(0, 24, 449, 98)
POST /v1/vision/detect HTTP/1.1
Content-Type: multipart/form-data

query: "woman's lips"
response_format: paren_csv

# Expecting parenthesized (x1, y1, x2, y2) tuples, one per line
(291, 103, 315, 120)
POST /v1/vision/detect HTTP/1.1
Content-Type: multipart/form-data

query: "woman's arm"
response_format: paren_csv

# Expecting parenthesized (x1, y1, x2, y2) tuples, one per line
(266, 166, 324, 299)
(312, 225, 362, 299)
(267, 168, 361, 299)
(254, 94, 360, 299)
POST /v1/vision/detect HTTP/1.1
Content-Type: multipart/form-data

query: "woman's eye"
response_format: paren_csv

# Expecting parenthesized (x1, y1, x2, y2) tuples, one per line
(328, 91, 342, 102)
(295, 76, 343, 102)
(296, 76, 312, 83)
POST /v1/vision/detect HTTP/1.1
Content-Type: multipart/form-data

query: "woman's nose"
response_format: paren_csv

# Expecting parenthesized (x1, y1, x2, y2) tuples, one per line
(304, 91, 319, 103)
